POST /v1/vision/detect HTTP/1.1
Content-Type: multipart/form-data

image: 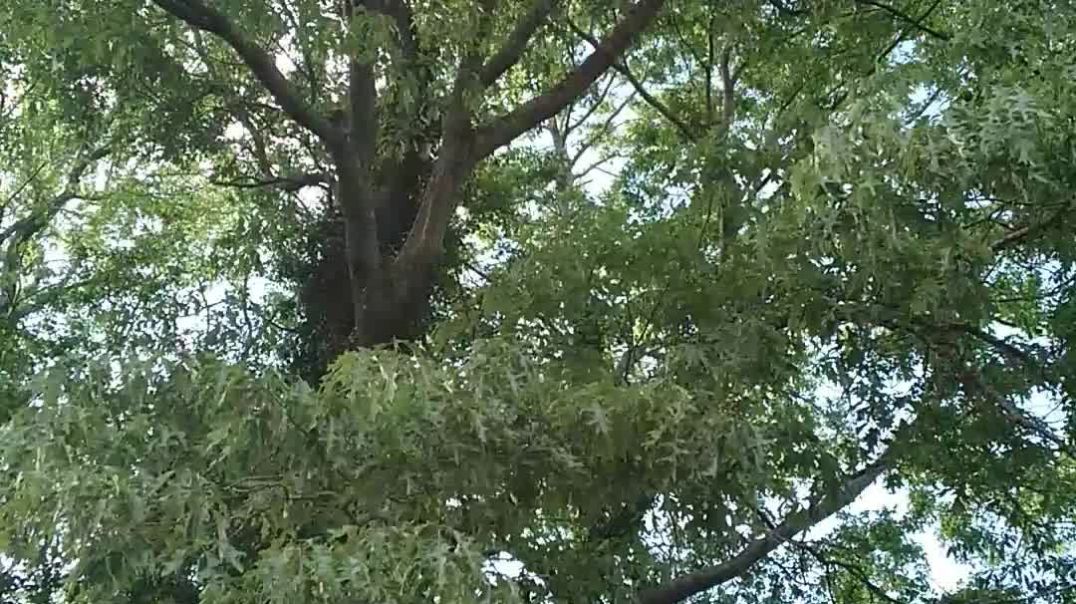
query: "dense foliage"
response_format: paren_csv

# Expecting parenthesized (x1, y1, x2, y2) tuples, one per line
(2, 0, 1076, 602)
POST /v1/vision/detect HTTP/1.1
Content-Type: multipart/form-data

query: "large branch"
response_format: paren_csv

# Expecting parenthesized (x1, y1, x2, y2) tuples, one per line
(636, 456, 891, 604)
(347, 60, 379, 160)
(343, 1, 379, 163)
(338, 2, 384, 275)
(380, 0, 420, 61)
(371, 0, 439, 209)
(151, 0, 339, 145)
(478, 0, 560, 88)
(474, 0, 668, 159)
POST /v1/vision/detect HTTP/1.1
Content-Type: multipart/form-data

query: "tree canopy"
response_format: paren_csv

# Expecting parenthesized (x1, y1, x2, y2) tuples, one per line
(2, 0, 1076, 602)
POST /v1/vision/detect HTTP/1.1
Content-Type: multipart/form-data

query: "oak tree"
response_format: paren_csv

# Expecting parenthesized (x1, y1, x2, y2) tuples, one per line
(2, 0, 1076, 602)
